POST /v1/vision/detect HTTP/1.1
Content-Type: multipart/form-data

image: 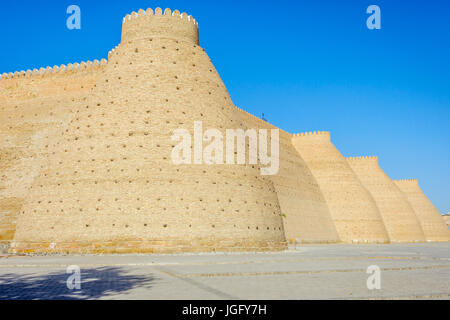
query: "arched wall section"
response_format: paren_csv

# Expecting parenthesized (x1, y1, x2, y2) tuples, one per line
(291, 133, 389, 243)
(235, 109, 339, 243)
(347, 157, 425, 242)
(394, 180, 450, 242)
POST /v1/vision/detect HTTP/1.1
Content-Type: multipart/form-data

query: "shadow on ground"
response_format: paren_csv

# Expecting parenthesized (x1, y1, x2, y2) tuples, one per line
(0, 267, 157, 300)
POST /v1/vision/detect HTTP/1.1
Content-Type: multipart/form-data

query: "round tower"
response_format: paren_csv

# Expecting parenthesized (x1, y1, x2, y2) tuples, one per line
(347, 156, 425, 242)
(11, 8, 286, 254)
(291, 132, 390, 243)
(394, 179, 450, 242)
(121, 8, 199, 45)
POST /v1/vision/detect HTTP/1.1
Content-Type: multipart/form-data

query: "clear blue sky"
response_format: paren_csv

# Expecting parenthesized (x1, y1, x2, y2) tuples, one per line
(1, 0, 449, 213)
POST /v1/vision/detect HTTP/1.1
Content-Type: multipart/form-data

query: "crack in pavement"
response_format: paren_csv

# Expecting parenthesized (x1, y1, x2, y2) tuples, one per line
(152, 265, 239, 300)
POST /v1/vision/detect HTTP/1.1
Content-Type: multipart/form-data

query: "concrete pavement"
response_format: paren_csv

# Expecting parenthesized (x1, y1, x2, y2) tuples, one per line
(0, 243, 449, 300)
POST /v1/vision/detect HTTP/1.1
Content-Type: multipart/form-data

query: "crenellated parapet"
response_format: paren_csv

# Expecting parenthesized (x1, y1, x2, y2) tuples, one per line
(107, 45, 120, 61)
(121, 7, 199, 45)
(0, 59, 108, 102)
(292, 131, 330, 137)
(347, 156, 379, 163)
(0, 59, 107, 81)
(394, 179, 419, 184)
(291, 131, 331, 144)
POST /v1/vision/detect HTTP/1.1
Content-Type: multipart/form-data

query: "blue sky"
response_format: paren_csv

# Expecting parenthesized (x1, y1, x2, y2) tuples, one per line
(1, 0, 449, 213)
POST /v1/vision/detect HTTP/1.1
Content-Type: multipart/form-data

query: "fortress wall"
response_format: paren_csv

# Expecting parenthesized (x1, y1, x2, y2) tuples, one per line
(394, 180, 450, 241)
(4, 6, 443, 252)
(0, 61, 106, 243)
(291, 132, 389, 243)
(235, 108, 339, 243)
(11, 9, 287, 254)
(347, 157, 425, 242)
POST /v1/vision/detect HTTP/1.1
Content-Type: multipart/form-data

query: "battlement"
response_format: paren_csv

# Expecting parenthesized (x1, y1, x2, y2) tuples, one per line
(0, 59, 107, 81)
(107, 45, 119, 60)
(291, 131, 331, 143)
(394, 179, 419, 184)
(347, 156, 379, 162)
(121, 7, 199, 45)
(292, 131, 331, 137)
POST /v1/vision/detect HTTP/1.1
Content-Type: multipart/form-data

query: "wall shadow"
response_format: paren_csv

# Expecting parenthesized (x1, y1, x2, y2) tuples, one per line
(0, 267, 157, 300)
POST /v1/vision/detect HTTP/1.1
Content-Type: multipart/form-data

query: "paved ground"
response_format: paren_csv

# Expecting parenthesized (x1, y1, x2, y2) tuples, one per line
(0, 243, 449, 300)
